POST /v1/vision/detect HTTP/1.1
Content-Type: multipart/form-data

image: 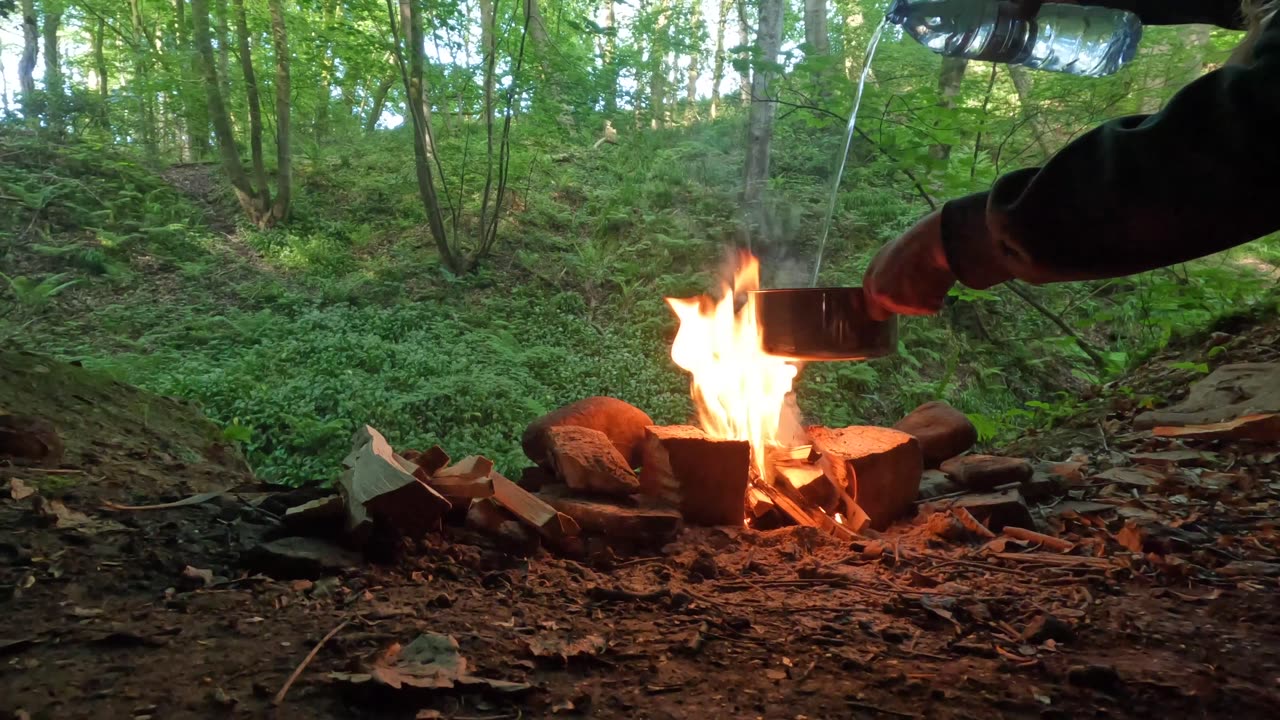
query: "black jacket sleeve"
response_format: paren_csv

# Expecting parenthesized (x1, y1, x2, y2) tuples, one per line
(1101, 0, 1245, 28)
(941, 12, 1279, 289)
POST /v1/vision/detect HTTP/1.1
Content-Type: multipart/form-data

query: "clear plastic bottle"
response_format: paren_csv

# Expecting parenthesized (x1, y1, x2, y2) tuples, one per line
(886, 0, 1143, 77)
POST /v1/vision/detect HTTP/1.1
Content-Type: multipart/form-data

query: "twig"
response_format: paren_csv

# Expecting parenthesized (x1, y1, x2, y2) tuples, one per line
(101, 490, 226, 512)
(1005, 281, 1106, 370)
(273, 619, 349, 706)
(1003, 526, 1075, 553)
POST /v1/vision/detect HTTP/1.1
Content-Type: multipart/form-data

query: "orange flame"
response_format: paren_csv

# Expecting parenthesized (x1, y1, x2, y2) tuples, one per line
(666, 252, 799, 478)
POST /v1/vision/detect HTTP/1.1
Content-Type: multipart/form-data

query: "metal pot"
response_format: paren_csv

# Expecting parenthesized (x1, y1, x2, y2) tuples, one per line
(750, 287, 897, 361)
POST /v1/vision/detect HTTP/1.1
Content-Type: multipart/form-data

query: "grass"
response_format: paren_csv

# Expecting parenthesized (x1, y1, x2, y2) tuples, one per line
(3, 120, 1276, 486)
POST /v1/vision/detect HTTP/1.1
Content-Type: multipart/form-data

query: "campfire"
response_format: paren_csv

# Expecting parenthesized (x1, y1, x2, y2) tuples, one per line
(299, 250, 948, 558)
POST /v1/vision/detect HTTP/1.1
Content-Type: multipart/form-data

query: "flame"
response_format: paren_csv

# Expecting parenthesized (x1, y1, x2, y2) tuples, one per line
(666, 251, 799, 477)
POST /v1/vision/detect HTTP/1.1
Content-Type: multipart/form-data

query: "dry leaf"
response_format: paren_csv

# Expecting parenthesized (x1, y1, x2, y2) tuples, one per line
(1114, 522, 1145, 553)
(525, 634, 607, 662)
(9, 478, 35, 501)
(330, 633, 532, 696)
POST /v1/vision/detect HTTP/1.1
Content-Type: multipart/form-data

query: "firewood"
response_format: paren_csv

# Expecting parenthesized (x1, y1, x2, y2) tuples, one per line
(339, 426, 451, 542)
(427, 456, 496, 500)
(545, 426, 641, 497)
(465, 498, 540, 555)
(522, 397, 653, 469)
(808, 426, 924, 531)
(752, 479, 857, 540)
(893, 401, 977, 468)
(490, 472, 580, 544)
(282, 495, 345, 536)
(747, 487, 776, 519)
(408, 445, 451, 478)
(539, 486, 682, 543)
(638, 425, 749, 526)
(940, 455, 1033, 491)
(1003, 526, 1074, 552)
(932, 489, 1034, 532)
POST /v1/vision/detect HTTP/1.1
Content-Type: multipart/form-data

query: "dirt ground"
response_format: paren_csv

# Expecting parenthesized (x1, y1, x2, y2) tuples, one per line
(2, 315, 1279, 720)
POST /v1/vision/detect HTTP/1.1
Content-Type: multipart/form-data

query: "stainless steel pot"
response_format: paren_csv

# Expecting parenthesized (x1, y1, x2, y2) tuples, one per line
(750, 287, 898, 361)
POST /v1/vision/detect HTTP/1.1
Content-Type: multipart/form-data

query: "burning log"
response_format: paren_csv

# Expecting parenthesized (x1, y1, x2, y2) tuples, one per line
(638, 425, 750, 526)
(339, 426, 451, 542)
(808, 426, 924, 531)
(545, 426, 641, 497)
(752, 478, 860, 540)
(522, 397, 653, 469)
(893, 401, 978, 468)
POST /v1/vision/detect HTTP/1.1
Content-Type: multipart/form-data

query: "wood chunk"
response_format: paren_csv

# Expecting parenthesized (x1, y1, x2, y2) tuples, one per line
(933, 489, 1034, 532)
(1152, 413, 1280, 443)
(753, 479, 857, 540)
(465, 499, 540, 555)
(892, 401, 977, 468)
(522, 397, 653, 469)
(539, 487, 682, 543)
(1134, 363, 1280, 429)
(411, 446, 452, 476)
(546, 426, 641, 497)
(940, 455, 1033, 491)
(363, 478, 451, 539)
(427, 456, 496, 501)
(747, 487, 776, 519)
(282, 495, 345, 536)
(339, 427, 451, 541)
(808, 426, 923, 531)
(491, 472, 580, 543)
(638, 425, 750, 526)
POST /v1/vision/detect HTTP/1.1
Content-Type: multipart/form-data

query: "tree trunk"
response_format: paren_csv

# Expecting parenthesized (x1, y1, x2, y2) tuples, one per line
(736, 0, 750, 106)
(365, 75, 395, 132)
(742, 0, 783, 216)
(930, 56, 967, 161)
(843, 8, 865, 82)
(804, 0, 829, 54)
(603, 0, 618, 117)
(314, 0, 339, 142)
(232, 0, 271, 215)
(649, 0, 669, 128)
(129, 0, 158, 154)
(268, 0, 291, 224)
(1007, 64, 1052, 158)
(19, 0, 38, 122)
(42, 5, 63, 130)
(684, 0, 702, 121)
(710, 0, 729, 118)
(93, 17, 109, 127)
(176, 0, 209, 159)
(191, 0, 260, 217)
(214, 0, 231, 103)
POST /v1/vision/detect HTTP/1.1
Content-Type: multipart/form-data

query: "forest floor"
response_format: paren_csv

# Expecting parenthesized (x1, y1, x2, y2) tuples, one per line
(3, 312, 1279, 720)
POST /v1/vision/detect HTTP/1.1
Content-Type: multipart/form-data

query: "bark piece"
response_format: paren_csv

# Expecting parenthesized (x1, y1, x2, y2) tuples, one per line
(242, 536, 361, 579)
(893, 401, 978, 468)
(1152, 413, 1280, 443)
(339, 426, 450, 541)
(491, 472, 580, 544)
(638, 425, 749, 526)
(1134, 363, 1280, 429)
(522, 397, 653, 469)
(546, 426, 640, 497)
(428, 456, 496, 500)
(465, 499, 540, 556)
(808, 426, 924, 531)
(540, 487, 682, 544)
(0, 414, 64, 465)
(933, 489, 1034, 532)
(940, 455, 1033, 492)
(282, 495, 345, 536)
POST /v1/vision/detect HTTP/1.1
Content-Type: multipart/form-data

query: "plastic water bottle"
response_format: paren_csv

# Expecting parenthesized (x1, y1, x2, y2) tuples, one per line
(886, 0, 1143, 77)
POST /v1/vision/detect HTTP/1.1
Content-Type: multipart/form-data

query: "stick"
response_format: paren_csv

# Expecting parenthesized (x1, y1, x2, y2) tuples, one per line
(101, 490, 225, 512)
(846, 700, 921, 719)
(1005, 281, 1106, 369)
(273, 620, 348, 706)
(1002, 526, 1075, 553)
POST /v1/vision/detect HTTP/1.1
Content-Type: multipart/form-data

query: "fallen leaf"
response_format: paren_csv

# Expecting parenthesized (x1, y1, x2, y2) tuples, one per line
(329, 633, 532, 699)
(1091, 467, 1163, 487)
(32, 496, 127, 535)
(9, 478, 35, 501)
(1218, 561, 1280, 578)
(183, 566, 215, 588)
(1115, 522, 1145, 553)
(765, 669, 787, 681)
(525, 634, 607, 662)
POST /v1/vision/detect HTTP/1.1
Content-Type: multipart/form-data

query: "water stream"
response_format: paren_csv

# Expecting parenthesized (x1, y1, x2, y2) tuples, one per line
(810, 17, 890, 287)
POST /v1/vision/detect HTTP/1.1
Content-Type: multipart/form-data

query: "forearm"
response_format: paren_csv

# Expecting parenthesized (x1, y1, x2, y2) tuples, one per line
(943, 17, 1280, 289)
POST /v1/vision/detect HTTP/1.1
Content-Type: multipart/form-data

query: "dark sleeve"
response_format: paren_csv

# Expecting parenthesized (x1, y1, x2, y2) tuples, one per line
(1099, 0, 1245, 28)
(941, 15, 1280, 289)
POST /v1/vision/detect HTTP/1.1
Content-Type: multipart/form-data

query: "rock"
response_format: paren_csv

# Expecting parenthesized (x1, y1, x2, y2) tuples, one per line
(1134, 362, 1280, 429)
(545, 426, 641, 497)
(932, 489, 1035, 532)
(522, 397, 653, 469)
(242, 537, 362, 579)
(808, 426, 924, 531)
(638, 425, 750, 526)
(0, 414, 65, 465)
(540, 487, 682, 544)
(892, 401, 978, 468)
(940, 455, 1033, 491)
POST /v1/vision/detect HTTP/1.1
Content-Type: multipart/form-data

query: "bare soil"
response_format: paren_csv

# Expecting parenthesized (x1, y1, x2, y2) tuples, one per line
(2, 317, 1279, 720)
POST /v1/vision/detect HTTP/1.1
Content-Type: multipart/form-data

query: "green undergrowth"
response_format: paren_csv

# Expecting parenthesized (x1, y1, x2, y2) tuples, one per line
(4, 124, 1277, 485)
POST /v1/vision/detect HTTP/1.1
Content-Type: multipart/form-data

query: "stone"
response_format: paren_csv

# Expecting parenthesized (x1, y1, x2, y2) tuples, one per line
(522, 397, 653, 469)
(242, 537, 362, 579)
(545, 426, 641, 497)
(892, 401, 978, 468)
(808, 426, 924, 531)
(940, 454, 1033, 491)
(1134, 362, 1280, 429)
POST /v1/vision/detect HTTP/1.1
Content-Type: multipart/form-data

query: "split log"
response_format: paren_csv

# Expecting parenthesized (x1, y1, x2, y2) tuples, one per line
(522, 397, 653, 469)
(339, 426, 451, 542)
(403, 446, 451, 478)
(465, 498, 540, 555)
(545, 426, 640, 496)
(752, 479, 859, 539)
(940, 455, 1033, 491)
(808, 426, 923, 531)
(282, 495, 345, 536)
(539, 486, 682, 544)
(931, 489, 1035, 532)
(638, 425, 749, 526)
(893, 401, 977, 468)
(490, 472, 580, 545)
(427, 456, 496, 500)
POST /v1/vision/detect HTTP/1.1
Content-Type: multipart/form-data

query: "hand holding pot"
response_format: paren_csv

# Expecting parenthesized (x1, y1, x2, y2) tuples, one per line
(862, 210, 957, 320)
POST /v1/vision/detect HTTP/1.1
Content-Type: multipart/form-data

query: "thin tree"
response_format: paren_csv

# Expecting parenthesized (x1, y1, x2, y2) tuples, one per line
(18, 0, 37, 122)
(742, 0, 783, 217)
(709, 0, 729, 118)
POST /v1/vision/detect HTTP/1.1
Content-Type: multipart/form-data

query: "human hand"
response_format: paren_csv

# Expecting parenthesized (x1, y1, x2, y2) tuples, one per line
(862, 211, 957, 320)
